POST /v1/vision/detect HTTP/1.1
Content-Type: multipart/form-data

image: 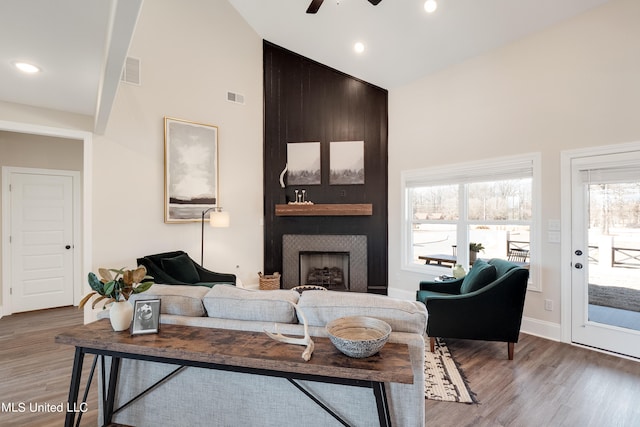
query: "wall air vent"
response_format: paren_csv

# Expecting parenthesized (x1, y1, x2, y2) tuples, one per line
(121, 56, 141, 86)
(227, 91, 245, 105)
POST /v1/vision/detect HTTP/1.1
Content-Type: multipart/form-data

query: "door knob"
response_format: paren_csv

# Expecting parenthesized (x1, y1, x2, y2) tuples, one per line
(65, 245, 71, 250)
(575, 263, 583, 269)
(575, 250, 583, 256)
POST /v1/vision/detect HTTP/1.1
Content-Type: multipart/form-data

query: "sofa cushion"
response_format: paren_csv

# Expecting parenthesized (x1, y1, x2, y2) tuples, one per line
(160, 253, 200, 283)
(298, 290, 427, 335)
(460, 259, 496, 294)
(129, 284, 209, 317)
(203, 285, 300, 323)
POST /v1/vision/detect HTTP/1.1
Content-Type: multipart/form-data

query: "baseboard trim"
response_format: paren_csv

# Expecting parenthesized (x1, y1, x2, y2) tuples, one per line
(520, 316, 562, 342)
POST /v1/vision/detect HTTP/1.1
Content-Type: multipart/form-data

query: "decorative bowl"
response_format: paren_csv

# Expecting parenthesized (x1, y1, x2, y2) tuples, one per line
(291, 285, 327, 294)
(325, 316, 392, 358)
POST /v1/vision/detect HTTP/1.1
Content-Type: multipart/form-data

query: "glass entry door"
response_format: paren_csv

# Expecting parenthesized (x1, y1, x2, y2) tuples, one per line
(571, 151, 640, 359)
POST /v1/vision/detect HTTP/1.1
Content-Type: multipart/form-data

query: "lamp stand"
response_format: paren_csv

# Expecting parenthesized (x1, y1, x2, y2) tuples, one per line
(201, 207, 215, 266)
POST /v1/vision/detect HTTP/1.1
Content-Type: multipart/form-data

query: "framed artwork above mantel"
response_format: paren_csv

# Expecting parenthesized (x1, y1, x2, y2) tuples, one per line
(164, 117, 219, 223)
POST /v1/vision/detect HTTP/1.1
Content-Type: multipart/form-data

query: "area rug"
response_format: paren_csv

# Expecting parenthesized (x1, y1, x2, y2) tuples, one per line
(424, 337, 477, 404)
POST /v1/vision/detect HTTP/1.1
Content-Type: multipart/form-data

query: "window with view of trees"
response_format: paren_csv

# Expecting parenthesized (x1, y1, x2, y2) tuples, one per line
(401, 154, 540, 290)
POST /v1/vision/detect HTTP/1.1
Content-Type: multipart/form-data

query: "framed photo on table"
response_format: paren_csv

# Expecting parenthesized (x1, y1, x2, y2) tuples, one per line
(164, 117, 219, 223)
(131, 299, 161, 335)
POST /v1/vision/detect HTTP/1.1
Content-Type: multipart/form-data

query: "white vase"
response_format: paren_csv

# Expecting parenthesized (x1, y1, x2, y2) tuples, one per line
(452, 264, 466, 279)
(109, 300, 133, 331)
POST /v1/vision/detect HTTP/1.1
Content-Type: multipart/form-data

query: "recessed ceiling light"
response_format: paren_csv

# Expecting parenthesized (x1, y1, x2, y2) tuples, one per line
(424, 0, 438, 13)
(354, 42, 365, 54)
(14, 62, 41, 74)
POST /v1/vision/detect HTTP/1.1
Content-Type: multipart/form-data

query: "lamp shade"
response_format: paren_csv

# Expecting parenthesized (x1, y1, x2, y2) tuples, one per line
(209, 210, 230, 228)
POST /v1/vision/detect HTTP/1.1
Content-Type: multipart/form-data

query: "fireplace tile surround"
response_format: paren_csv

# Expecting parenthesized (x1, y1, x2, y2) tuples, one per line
(282, 234, 367, 292)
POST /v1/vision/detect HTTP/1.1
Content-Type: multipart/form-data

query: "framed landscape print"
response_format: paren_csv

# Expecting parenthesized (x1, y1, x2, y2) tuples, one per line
(330, 141, 365, 185)
(287, 142, 321, 185)
(164, 117, 219, 222)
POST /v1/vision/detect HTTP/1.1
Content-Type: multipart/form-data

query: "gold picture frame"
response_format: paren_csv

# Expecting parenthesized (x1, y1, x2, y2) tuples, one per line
(164, 117, 219, 223)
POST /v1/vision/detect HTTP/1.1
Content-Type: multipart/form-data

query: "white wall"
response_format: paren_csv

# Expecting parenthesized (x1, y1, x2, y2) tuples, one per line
(92, 0, 263, 286)
(388, 0, 640, 334)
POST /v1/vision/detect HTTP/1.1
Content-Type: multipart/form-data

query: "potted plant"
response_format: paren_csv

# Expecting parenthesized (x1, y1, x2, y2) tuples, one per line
(469, 242, 485, 263)
(79, 266, 154, 331)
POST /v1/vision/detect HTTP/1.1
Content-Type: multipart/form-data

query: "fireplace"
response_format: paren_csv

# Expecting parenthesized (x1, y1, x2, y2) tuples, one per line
(300, 251, 349, 290)
(282, 235, 367, 292)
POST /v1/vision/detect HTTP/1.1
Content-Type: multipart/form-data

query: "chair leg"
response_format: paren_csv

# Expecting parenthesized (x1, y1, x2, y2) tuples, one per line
(430, 337, 435, 352)
(508, 342, 515, 360)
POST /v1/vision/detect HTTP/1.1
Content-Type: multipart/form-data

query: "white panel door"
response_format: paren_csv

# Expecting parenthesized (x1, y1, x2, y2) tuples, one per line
(571, 151, 640, 359)
(10, 172, 74, 312)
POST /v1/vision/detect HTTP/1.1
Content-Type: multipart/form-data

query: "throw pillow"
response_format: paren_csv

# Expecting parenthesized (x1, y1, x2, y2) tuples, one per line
(161, 254, 200, 283)
(460, 259, 496, 294)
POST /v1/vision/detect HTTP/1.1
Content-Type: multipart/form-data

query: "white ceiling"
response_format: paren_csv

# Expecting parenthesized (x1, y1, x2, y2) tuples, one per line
(0, 0, 141, 132)
(228, 0, 611, 89)
(0, 0, 611, 131)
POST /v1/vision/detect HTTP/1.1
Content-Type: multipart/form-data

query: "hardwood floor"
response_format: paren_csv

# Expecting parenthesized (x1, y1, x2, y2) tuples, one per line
(0, 307, 99, 427)
(1, 307, 639, 426)
(428, 335, 640, 427)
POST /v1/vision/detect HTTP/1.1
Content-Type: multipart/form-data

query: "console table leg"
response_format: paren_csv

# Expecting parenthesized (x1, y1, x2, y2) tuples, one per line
(287, 379, 350, 426)
(372, 382, 391, 427)
(64, 347, 85, 427)
(103, 357, 121, 425)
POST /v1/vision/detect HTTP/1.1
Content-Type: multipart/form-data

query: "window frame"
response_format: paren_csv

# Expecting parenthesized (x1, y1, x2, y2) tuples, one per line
(400, 153, 542, 292)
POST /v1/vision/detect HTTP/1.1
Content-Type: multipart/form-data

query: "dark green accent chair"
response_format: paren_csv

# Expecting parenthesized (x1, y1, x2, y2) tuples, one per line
(137, 251, 236, 288)
(416, 258, 529, 360)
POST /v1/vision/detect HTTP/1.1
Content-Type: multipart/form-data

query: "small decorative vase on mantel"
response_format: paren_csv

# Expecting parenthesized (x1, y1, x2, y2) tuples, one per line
(109, 300, 134, 331)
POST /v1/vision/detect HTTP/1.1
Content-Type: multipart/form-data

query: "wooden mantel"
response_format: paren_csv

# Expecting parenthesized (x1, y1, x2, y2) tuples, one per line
(275, 203, 373, 216)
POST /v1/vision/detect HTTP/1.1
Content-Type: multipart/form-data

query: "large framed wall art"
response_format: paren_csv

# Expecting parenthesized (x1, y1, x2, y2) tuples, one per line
(164, 117, 219, 223)
(330, 141, 365, 185)
(287, 142, 321, 185)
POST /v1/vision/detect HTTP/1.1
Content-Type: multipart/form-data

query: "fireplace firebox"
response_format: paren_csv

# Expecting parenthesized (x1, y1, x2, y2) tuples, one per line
(282, 234, 367, 292)
(299, 251, 349, 290)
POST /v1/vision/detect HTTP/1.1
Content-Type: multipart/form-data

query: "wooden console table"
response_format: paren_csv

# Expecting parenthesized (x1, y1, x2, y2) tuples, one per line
(56, 319, 413, 427)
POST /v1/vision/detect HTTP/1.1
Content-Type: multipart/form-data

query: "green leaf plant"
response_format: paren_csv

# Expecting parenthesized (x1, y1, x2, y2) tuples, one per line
(469, 242, 485, 253)
(79, 266, 154, 310)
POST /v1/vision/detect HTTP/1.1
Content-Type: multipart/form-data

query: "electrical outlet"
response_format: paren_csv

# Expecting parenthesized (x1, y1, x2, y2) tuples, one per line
(544, 299, 553, 311)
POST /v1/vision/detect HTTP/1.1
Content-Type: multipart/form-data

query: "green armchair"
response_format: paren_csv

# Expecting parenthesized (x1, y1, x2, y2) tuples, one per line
(416, 258, 529, 360)
(137, 251, 236, 287)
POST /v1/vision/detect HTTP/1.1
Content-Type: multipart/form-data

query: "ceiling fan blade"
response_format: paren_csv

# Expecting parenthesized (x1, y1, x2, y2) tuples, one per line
(368, 0, 383, 5)
(306, 0, 324, 14)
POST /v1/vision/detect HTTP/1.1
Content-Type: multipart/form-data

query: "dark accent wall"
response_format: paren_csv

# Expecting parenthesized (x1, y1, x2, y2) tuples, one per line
(263, 41, 388, 294)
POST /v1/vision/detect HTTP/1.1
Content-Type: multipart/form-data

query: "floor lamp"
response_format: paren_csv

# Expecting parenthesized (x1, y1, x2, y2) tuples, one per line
(201, 207, 230, 266)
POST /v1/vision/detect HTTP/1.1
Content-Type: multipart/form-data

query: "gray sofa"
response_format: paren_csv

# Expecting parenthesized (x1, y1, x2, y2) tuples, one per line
(98, 284, 427, 427)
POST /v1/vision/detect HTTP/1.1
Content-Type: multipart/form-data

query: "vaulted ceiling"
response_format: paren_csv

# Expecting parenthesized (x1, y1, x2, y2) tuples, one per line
(228, 0, 611, 89)
(0, 0, 611, 132)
